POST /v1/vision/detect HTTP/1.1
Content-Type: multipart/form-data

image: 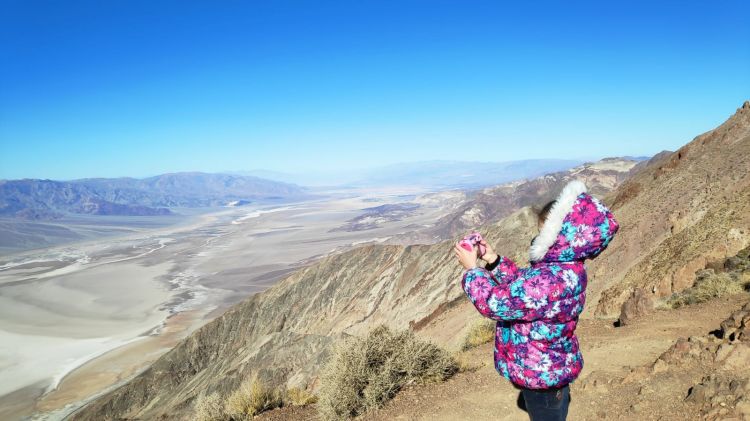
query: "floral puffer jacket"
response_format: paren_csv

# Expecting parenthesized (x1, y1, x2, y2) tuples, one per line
(460, 180, 619, 389)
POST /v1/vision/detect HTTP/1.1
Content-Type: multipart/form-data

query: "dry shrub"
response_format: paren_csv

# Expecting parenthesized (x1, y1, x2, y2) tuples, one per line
(668, 270, 747, 308)
(285, 387, 318, 406)
(224, 377, 283, 420)
(461, 318, 496, 350)
(191, 379, 319, 420)
(194, 392, 226, 421)
(451, 350, 480, 373)
(317, 325, 458, 420)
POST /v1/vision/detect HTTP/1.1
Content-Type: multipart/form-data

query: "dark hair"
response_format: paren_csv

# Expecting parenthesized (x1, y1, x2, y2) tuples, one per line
(535, 200, 556, 225)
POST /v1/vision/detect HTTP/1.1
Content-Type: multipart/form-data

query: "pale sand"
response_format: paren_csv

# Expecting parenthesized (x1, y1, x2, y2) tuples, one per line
(0, 186, 460, 420)
(37, 310, 203, 419)
(0, 261, 173, 396)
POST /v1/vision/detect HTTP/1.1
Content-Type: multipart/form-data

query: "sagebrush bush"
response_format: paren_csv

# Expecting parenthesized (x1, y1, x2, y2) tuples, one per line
(451, 350, 477, 373)
(317, 325, 458, 420)
(224, 377, 283, 420)
(192, 377, 285, 421)
(667, 270, 747, 308)
(461, 318, 496, 350)
(194, 392, 226, 421)
(285, 387, 318, 406)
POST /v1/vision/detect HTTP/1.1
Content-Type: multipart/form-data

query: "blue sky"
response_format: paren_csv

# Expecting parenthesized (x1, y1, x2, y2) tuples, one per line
(1, 0, 748, 180)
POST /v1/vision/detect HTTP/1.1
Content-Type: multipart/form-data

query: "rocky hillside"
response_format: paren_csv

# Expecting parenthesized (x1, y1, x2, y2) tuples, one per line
(0, 172, 310, 219)
(589, 101, 750, 318)
(71, 103, 750, 420)
(70, 206, 539, 420)
(407, 157, 642, 243)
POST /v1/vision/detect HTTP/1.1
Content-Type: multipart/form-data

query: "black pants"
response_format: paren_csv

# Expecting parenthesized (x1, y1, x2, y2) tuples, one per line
(520, 384, 570, 421)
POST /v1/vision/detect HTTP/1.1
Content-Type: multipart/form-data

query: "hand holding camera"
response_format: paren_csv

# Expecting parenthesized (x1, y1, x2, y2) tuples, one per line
(458, 231, 486, 257)
(454, 231, 499, 270)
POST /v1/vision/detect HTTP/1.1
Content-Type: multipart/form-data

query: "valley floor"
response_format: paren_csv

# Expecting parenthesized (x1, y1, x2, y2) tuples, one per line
(0, 186, 458, 420)
(257, 293, 749, 420)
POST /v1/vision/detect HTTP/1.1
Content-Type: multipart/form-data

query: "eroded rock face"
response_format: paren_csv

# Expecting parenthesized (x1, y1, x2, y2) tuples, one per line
(617, 288, 654, 326)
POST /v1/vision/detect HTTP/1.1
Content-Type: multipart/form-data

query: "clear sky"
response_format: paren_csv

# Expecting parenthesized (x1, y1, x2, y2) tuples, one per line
(1, 1, 748, 180)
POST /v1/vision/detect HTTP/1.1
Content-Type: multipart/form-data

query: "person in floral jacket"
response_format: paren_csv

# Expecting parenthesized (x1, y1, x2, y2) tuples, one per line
(454, 179, 619, 421)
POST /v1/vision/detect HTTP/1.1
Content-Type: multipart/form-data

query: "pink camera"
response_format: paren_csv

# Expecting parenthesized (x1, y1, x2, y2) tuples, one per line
(458, 231, 486, 257)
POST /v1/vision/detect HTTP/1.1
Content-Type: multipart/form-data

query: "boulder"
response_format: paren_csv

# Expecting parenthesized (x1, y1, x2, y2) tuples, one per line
(617, 288, 654, 326)
(718, 302, 750, 342)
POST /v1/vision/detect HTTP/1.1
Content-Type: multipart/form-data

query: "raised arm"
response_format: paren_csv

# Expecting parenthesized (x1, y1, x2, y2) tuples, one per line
(460, 261, 550, 322)
(483, 254, 521, 284)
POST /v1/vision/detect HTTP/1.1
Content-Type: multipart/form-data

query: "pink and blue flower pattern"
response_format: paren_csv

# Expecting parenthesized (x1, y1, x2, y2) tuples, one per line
(461, 192, 619, 389)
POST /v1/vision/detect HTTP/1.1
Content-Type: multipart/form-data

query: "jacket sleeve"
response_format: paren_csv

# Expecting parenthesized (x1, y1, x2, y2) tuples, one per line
(460, 260, 550, 322)
(485, 255, 520, 284)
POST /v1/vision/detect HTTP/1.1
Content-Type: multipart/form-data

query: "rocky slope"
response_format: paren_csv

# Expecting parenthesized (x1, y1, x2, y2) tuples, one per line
(70, 102, 750, 420)
(0, 172, 310, 219)
(387, 157, 642, 245)
(589, 101, 750, 318)
(70, 206, 539, 420)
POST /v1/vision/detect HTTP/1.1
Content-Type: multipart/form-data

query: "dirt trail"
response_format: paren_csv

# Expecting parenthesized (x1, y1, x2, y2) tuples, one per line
(258, 293, 749, 420)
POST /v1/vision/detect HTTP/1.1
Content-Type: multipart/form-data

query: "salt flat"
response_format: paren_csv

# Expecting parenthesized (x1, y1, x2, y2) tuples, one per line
(0, 186, 460, 420)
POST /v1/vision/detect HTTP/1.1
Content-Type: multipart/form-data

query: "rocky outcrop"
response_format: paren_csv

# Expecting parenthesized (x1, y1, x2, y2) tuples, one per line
(617, 288, 654, 326)
(661, 302, 750, 419)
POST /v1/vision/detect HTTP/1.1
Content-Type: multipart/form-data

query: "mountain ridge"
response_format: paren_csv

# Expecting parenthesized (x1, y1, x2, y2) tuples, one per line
(589, 101, 750, 317)
(392, 156, 641, 244)
(0, 172, 311, 219)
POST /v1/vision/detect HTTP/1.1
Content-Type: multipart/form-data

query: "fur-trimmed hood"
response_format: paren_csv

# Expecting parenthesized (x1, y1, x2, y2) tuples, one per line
(529, 179, 619, 263)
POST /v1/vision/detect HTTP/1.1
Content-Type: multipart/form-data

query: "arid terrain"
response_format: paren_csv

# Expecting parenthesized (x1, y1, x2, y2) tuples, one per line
(0, 185, 467, 421)
(255, 292, 750, 420)
(65, 101, 750, 421)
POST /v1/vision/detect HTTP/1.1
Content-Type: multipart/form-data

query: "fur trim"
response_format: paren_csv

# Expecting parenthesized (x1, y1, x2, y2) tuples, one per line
(529, 179, 588, 262)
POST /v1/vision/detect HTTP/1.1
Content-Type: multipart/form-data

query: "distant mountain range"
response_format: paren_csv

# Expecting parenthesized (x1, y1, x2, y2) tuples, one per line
(2, 160, 588, 220)
(234, 159, 584, 189)
(0, 172, 311, 219)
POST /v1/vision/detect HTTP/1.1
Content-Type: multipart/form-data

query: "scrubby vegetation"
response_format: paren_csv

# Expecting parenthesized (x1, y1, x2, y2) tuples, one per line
(224, 377, 284, 420)
(667, 246, 750, 309)
(461, 318, 496, 350)
(285, 387, 319, 406)
(194, 392, 227, 421)
(451, 350, 479, 373)
(317, 325, 459, 420)
(193, 377, 313, 421)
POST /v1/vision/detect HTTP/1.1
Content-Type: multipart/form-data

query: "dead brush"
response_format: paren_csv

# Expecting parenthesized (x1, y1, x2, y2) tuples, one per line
(224, 377, 284, 420)
(667, 270, 749, 308)
(461, 318, 496, 350)
(316, 325, 459, 420)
